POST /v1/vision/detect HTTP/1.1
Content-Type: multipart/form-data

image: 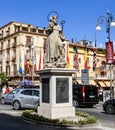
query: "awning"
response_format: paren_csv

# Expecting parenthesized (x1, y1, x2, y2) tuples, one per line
(103, 81, 110, 87)
(89, 80, 96, 85)
(96, 81, 106, 87)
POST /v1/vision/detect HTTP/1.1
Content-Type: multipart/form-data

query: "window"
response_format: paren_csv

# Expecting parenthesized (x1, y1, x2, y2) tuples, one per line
(1, 30, 3, 38)
(13, 64, 17, 75)
(13, 37, 17, 46)
(21, 90, 32, 96)
(22, 27, 28, 31)
(15, 25, 20, 32)
(38, 29, 44, 34)
(30, 28, 36, 32)
(6, 65, 10, 76)
(26, 36, 32, 44)
(78, 58, 81, 64)
(1, 42, 3, 50)
(33, 90, 39, 96)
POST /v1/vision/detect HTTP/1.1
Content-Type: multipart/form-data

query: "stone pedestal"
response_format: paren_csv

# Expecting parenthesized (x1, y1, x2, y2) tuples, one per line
(37, 68, 75, 119)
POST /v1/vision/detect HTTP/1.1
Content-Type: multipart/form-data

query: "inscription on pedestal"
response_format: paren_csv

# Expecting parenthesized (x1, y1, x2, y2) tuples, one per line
(56, 78, 69, 103)
(42, 78, 50, 103)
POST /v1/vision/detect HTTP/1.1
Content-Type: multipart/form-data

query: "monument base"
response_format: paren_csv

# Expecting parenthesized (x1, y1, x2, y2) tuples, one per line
(38, 106, 75, 119)
(37, 68, 75, 119)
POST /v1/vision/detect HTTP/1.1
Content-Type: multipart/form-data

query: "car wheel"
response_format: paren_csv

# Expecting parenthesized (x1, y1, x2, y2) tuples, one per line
(1, 98, 6, 104)
(13, 101, 21, 110)
(34, 102, 39, 112)
(73, 100, 79, 108)
(106, 104, 115, 114)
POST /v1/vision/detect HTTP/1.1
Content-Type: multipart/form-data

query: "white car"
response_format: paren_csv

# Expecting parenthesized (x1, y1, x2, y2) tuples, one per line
(12, 88, 40, 111)
(0, 89, 17, 104)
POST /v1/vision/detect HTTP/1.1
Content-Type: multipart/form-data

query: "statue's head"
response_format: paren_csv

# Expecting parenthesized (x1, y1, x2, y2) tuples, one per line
(50, 16, 58, 25)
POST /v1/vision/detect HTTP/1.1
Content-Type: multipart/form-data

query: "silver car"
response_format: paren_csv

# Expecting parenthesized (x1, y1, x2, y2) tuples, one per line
(0, 89, 17, 104)
(12, 88, 40, 110)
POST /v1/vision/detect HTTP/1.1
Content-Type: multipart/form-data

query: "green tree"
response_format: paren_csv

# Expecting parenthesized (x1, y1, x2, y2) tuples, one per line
(0, 72, 7, 85)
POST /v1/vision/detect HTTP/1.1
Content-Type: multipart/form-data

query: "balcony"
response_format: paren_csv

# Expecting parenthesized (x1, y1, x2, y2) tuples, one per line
(12, 56, 16, 62)
(6, 44, 10, 49)
(26, 42, 32, 47)
(6, 57, 10, 63)
(12, 42, 17, 48)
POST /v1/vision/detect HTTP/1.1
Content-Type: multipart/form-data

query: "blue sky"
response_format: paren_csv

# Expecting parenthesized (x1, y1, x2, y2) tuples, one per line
(0, 0, 115, 48)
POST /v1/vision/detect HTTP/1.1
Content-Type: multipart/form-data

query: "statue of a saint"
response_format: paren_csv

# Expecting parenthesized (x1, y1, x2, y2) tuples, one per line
(43, 15, 66, 68)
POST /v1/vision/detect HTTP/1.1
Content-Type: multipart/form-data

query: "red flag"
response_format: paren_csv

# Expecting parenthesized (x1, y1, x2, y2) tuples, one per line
(38, 50, 42, 69)
(74, 46, 79, 72)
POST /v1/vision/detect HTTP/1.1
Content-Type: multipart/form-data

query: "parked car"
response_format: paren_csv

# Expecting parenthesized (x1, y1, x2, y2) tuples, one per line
(103, 98, 115, 114)
(0, 89, 18, 104)
(73, 84, 99, 108)
(12, 88, 40, 111)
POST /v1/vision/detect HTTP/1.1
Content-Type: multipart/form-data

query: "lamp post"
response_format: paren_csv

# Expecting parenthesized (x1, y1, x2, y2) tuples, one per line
(96, 11, 115, 99)
(96, 11, 115, 42)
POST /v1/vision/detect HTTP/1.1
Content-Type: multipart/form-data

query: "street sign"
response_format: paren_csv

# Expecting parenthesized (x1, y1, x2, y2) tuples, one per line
(81, 69, 89, 85)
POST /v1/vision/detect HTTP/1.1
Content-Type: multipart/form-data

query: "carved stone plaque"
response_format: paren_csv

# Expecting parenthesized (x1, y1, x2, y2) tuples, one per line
(42, 78, 50, 103)
(56, 78, 69, 103)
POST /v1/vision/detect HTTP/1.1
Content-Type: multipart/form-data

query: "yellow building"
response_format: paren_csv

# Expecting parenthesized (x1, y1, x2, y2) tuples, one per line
(68, 40, 112, 89)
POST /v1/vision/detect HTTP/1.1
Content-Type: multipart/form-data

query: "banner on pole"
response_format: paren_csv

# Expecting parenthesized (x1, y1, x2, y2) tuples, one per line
(106, 41, 114, 64)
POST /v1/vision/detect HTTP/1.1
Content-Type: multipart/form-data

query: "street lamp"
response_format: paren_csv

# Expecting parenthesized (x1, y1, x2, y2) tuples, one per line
(96, 11, 115, 42)
(96, 11, 115, 99)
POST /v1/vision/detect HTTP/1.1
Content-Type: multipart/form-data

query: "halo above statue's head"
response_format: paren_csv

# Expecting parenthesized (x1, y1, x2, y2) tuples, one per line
(47, 11, 59, 21)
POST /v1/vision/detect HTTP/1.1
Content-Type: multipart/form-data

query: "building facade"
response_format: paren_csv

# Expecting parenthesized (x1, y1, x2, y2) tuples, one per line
(0, 21, 48, 86)
(0, 21, 113, 90)
(69, 40, 112, 90)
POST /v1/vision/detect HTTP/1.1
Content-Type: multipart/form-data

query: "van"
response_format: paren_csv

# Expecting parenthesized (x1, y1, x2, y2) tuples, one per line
(73, 84, 99, 108)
